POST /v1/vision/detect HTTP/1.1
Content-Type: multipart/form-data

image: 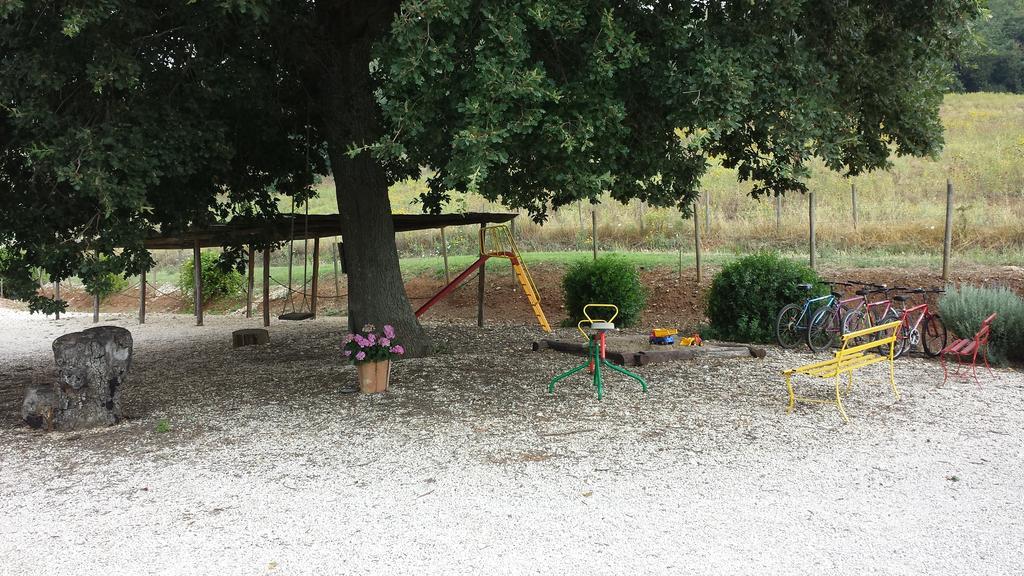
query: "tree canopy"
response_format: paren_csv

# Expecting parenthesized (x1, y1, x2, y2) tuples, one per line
(1, 1, 981, 351)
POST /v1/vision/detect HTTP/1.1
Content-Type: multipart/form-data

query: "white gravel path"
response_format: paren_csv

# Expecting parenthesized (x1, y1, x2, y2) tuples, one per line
(1, 306, 1023, 575)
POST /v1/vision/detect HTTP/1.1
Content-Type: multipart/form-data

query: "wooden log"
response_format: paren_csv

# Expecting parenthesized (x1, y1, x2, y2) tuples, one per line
(532, 340, 632, 366)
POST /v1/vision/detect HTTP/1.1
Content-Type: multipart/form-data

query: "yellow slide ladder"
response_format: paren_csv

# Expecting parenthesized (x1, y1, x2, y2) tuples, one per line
(480, 225, 552, 332)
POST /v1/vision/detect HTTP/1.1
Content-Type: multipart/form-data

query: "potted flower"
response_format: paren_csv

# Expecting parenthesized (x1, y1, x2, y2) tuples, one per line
(343, 323, 405, 393)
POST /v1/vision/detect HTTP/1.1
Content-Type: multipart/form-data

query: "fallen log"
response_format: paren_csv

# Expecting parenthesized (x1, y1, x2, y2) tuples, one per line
(533, 339, 766, 366)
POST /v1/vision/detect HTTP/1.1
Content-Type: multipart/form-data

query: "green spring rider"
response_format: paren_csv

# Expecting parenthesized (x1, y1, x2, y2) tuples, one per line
(548, 304, 648, 400)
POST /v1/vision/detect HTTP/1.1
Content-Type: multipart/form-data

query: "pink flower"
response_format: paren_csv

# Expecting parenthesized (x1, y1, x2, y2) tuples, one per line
(367, 333, 376, 345)
(380, 338, 391, 347)
(355, 351, 366, 361)
(383, 325, 396, 339)
(343, 350, 351, 356)
(354, 335, 369, 347)
(343, 334, 354, 343)
(390, 345, 404, 355)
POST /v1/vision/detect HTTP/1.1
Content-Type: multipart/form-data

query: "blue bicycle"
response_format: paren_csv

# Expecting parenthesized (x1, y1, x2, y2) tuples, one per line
(775, 283, 836, 349)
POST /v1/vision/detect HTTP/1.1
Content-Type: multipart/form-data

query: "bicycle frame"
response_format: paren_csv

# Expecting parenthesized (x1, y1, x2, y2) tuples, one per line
(794, 294, 835, 329)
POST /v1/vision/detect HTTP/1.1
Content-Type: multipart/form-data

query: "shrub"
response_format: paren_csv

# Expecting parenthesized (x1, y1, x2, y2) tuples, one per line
(84, 272, 129, 300)
(562, 255, 647, 328)
(939, 284, 1024, 364)
(706, 251, 825, 343)
(178, 252, 245, 308)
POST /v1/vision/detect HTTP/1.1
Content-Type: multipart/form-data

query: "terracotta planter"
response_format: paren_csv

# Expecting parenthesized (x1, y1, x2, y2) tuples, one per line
(357, 360, 391, 393)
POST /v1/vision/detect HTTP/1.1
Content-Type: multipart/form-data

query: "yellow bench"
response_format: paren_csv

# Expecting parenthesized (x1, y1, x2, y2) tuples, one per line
(782, 320, 902, 423)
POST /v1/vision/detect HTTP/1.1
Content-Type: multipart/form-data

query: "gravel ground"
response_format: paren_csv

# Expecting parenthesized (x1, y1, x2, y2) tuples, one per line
(1, 307, 1023, 575)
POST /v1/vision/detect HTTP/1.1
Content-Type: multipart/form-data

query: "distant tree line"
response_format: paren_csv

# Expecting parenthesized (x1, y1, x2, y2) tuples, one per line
(955, 0, 1024, 93)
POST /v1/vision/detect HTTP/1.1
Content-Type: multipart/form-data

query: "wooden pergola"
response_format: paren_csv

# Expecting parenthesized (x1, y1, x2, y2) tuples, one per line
(135, 212, 517, 327)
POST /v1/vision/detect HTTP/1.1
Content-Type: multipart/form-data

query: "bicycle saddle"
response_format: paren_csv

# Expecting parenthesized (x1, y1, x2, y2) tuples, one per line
(892, 295, 908, 302)
(855, 289, 869, 296)
(831, 292, 842, 299)
(797, 283, 813, 290)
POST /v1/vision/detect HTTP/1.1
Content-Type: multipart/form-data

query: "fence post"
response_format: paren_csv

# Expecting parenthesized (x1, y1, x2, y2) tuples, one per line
(942, 179, 954, 282)
(677, 234, 683, 282)
(262, 247, 271, 328)
(591, 209, 598, 261)
(54, 281, 61, 320)
(703, 191, 710, 232)
(93, 293, 100, 323)
(851, 183, 858, 231)
(808, 191, 817, 270)
(331, 239, 341, 298)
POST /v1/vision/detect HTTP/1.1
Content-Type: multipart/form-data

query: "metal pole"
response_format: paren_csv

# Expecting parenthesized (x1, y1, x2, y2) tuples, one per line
(694, 211, 702, 284)
(93, 293, 100, 323)
(477, 223, 486, 327)
(809, 192, 817, 270)
(677, 235, 683, 282)
(943, 179, 954, 281)
(591, 209, 598, 261)
(193, 241, 203, 326)
(138, 271, 146, 324)
(54, 281, 60, 320)
(246, 245, 254, 318)
(440, 227, 451, 284)
(851, 183, 858, 231)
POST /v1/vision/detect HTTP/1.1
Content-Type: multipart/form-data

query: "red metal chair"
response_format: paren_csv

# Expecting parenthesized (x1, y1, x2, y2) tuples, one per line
(940, 313, 997, 385)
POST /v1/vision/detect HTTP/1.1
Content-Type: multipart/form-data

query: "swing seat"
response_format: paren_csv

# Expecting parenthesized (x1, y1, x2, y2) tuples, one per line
(278, 311, 314, 321)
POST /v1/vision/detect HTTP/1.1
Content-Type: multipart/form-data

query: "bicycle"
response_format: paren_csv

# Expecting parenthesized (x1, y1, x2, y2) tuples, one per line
(888, 288, 947, 359)
(776, 284, 836, 350)
(806, 280, 893, 351)
(841, 284, 898, 341)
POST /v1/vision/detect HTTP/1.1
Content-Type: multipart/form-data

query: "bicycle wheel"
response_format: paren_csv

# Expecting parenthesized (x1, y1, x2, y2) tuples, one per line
(880, 310, 909, 359)
(775, 304, 803, 349)
(922, 314, 947, 358)
(807, 306, 840, 352)
(842, 309, 870, 345)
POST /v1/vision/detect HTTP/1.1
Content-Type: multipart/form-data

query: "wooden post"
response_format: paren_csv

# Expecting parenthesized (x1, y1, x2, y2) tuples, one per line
(138, 271, 146, 324)
(193, 241, 203, 326)
(775, 195, 782, 235)
(262, 247, 271, 327)
(510, 216, 517, 239)
(694, 212, 702, 284)
(851, 183, 858, 231)
(943, 179, 954, 282)
(440, 227, 451, 284)
(808, 191, 817, 270)
(54, 281, 61, 320)
(246, 245, 254, 319)
(93, 293, 100, 323)
(310, 237, 320, 319)
(477, 223, 486, 327)
(591, 209, 598, 261)
(331, 239, 340, 299)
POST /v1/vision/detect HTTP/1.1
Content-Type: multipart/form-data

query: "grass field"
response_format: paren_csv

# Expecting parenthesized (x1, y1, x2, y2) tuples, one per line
(288, 92, 1023, 261)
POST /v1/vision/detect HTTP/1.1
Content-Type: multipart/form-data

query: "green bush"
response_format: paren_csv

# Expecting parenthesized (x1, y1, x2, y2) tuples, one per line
(562, 255, 647, 328)
(84, 272, 129, 300)
(178, 252, 245, 308)
(939, 284, 1024, 364)
(706, 252, 825, 343)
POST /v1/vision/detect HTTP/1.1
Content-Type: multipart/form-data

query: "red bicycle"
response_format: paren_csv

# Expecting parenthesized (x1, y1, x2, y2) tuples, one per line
(890, 288, 947, 359)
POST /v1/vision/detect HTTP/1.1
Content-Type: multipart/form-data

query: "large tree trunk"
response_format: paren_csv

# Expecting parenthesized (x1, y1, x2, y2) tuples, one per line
(319, 7, 430, 357)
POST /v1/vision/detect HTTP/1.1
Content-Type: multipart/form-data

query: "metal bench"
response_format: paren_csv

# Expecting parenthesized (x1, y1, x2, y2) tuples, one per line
(782, 320, 902, 423)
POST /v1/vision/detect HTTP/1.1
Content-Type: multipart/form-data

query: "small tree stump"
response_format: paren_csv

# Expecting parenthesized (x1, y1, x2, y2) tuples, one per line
(232, 328, 270, 348)
(51, 326, 132, 431)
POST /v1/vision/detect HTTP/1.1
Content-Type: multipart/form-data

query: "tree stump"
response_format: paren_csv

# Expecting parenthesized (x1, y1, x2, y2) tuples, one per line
(50, 326, 133, 431)
(232, 328, 270, 348)
(21, 384, 56, 430)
